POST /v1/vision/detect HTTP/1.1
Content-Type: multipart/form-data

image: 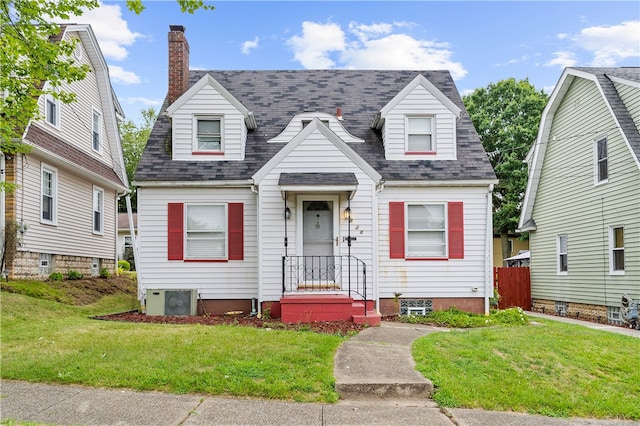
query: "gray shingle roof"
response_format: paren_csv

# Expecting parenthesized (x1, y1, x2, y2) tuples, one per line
(135, 70, 496, 183)
(572, 67, 640, 163)
(278, 172, 358, 186)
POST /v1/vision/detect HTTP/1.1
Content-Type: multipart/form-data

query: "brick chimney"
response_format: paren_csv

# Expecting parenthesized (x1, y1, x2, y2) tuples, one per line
(168, 25, 190, 104)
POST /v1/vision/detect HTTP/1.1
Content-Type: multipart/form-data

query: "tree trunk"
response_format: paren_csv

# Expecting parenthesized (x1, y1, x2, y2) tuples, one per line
(501, 232, 510, 266)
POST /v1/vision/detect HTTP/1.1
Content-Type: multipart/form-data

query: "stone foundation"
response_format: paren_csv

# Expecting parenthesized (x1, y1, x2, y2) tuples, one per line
(11, 251, 115, 279)
(532, 298, 609, 324)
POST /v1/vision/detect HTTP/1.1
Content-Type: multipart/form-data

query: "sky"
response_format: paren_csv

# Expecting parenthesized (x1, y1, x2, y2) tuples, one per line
(70, 1, 640, 123)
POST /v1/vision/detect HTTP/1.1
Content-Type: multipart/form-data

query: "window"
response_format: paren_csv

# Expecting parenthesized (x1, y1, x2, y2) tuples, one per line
(406, 116, 434, 152)
(607, 306, 623, 326)
(41, 165, 57, 224)
(93, 186, 104, 234)
(195, 117, 222, 152)
(557, 234, 568, 274)
(167, 202, 244, 261)
(595, 137, 608, 183)
(555, 301, 567, 316)
(92, 109, 102, 152)
(39, 253, 52, 276)
(124, 235, 133, 247)
(610, 226, 624, 273)
(45, 93, 59, 127)
(407, 204, 446, 257)
(389, 202, 463, 259)
(91, 258, 100, 277)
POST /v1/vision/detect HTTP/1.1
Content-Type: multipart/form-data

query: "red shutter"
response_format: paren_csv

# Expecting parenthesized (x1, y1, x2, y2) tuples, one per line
(228, 203, 244, 260)
(389, 202, 405, 259)
(448, 202, 464, 259)
(167, 203, 184, 260)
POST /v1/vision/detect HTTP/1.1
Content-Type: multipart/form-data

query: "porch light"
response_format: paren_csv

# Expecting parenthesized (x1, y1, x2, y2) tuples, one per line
(284, 207, 291, 220)
(343, 207, 352, 222)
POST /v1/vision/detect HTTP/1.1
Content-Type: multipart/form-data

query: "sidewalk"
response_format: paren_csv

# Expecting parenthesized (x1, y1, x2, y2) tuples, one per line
(526, 311, 640, 338)
(1, 318, 638, 425)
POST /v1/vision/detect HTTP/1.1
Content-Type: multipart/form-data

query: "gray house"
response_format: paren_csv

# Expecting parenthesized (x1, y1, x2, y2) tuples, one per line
(519, 67, 640, 324)
(134, 26, 496, 322)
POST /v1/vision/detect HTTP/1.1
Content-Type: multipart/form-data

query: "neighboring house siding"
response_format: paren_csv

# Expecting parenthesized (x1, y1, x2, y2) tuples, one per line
(530, 77, 640, 306)
(38, 40, 114, 169)
(377, 186, 489, 298)
(137, 187, 258, 299)
(171, 85, 246, 160)
(16, 154, 117, 259)
(257, 129, 377, 301)
(383, 85, 456, 160)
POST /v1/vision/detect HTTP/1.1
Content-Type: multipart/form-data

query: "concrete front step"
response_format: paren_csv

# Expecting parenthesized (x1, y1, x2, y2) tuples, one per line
(335, 381, 433, 399)
(352, 311, 382, 326)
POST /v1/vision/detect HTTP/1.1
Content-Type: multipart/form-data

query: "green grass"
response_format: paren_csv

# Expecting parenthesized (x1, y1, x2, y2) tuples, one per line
(412, 318, 640, 419)
(397, 306, 528, 328)
(0, 291, 344, 402)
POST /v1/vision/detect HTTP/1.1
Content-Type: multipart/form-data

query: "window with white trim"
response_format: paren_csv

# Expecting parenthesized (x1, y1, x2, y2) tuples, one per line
(406, 116, 434, 152)
(45, 93, 60, 127)
(93, 186, 104, 234)
(92, 108, 102, 152)
(595, 137, 608, 183)
(407, 204, 446, 257)
(609, 226, 624, 273)
(557, 234, 568, 274)
(41, 165, 57, 224)
(186, 204, 226, 259)
(194, 117, 222, 152)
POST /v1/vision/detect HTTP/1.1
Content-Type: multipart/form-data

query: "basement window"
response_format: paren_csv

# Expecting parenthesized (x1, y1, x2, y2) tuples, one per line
(555, 301, 567, 316)
(400, 299, 433, 316)
(607, 306, 623, 326)
(39, 253, 52, 276)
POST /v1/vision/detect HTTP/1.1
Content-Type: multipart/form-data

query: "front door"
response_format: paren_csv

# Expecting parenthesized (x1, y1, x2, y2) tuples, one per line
(302, 199, 336, 282)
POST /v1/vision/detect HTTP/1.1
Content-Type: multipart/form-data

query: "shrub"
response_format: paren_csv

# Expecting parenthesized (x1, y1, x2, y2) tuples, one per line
(118, 260, 131, 271)
(48, 271, 64, 281)
(397, 306, 528, 328)
(66, 270, 83, 280)
(99, 267, 111, 278)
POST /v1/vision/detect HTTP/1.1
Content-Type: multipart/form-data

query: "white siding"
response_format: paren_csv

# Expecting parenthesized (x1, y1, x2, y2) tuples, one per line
(530, 77, 640, 306)
(377, 186, 490, 299)
(383, 85, 457, 160)
(16, 155, 117, 259)
(137, 187, 258, 299)
(170, 85, 246, 161)
(257, 128, 377, 301)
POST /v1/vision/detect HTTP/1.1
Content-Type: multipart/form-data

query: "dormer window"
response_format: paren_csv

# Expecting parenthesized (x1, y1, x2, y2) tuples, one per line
(406, 116, 434, 153)
(194, 116, 223, 153)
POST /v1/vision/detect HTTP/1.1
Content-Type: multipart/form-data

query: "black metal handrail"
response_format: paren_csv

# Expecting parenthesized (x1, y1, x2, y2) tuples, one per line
(282, 255, 368, 316)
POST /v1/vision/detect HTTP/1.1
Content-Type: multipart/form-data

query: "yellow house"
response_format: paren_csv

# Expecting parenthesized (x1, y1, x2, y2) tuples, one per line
(492, 235, 529, 267)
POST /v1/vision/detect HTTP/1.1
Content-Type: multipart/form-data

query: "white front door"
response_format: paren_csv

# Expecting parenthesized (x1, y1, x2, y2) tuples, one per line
(299, 197, 339, 282)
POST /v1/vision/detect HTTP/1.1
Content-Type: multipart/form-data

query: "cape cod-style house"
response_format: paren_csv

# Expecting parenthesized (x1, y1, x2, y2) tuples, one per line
(519, 67, 640, 324)
(1, 24, 128, 279)
(134, 26, 497, 323)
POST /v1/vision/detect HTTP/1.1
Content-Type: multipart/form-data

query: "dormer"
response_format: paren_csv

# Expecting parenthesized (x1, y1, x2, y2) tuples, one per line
(165, 26, 256, 161)
(166, 74, 256, 161)
(268, 111, 364, 144)
(371, 74, 461, 161)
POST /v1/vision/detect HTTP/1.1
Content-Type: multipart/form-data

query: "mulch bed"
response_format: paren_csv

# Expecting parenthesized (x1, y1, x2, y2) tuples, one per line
(94, 311, 368, 335)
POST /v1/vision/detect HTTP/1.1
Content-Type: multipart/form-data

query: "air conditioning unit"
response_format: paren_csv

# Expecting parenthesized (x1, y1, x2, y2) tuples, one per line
(146, 289, 197, 316)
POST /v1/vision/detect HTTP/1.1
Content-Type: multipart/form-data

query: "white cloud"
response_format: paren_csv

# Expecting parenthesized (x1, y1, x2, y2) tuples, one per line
(573, 20, 640, 66)
(69, 2, 142, 61)
(241, 37, 260, 55)
(108, 65, 141, 84)
(287, 21, 467, 79)
(124, 97, 162, 107)
(544, 51, 578, 68)
(556, 33, 569, 40)
(287, 21, 346, 68)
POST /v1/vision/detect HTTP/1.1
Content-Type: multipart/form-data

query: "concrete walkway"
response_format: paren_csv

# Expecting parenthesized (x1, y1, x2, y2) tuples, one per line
(2, 315, 639, 425)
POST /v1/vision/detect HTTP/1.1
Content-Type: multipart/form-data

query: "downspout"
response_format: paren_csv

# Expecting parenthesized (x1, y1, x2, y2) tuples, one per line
(125, 194, 142, 302)
(484, 184, 494, 315)
(252, 185, 262, 317)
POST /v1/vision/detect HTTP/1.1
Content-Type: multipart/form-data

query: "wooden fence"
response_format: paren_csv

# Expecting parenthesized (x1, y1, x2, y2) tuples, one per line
(494, 267, 531, 310)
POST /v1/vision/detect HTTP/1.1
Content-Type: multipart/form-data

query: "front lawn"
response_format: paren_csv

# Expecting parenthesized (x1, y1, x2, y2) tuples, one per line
(0, 289, 344, 402)
(412, 318, 640, 419)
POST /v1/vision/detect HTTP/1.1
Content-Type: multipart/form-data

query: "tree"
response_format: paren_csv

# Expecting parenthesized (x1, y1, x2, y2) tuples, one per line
(119, 107, 157, 212)
(0, 0, 212, 191)
(463, 78, 548, 261)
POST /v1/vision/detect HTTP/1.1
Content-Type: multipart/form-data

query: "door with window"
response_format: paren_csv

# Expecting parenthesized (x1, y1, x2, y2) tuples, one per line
(300, 198, 338, 282)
